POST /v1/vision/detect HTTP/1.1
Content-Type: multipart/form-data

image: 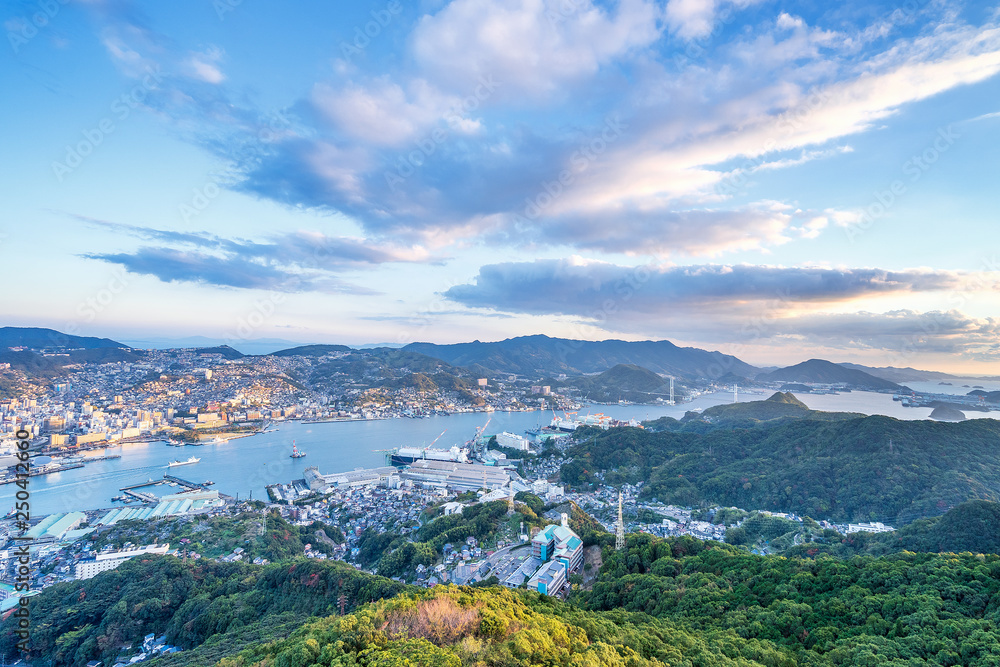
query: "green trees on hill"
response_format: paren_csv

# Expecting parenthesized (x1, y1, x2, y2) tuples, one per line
(229, 585, 800, 667)
(583, 534, 1000, 665)
(562, 415, 1000, 524)
(0, 556, 406, 667)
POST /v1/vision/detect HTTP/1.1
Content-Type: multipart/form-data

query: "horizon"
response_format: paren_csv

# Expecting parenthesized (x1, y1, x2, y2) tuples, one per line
(4, 0, 1000, 374)
(6, 324, 999, 377)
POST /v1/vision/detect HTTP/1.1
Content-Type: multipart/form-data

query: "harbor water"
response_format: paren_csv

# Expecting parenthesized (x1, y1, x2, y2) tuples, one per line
(7, 386, 998, 517)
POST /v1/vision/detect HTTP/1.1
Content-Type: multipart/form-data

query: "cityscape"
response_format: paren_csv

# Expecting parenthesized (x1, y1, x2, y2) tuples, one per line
(4, 0, 1000, 665)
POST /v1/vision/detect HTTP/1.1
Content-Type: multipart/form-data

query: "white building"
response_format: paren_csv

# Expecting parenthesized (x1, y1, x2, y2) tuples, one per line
(75, 544, 171, 580)
(496, 431, 531, 451)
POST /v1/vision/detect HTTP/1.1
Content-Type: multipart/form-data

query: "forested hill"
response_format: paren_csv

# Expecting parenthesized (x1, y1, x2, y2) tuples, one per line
(682, 391, 864, 426)
(583, 535, 1000, 666)
(404, 334, 758, 379)
(562, 415, 1000, 524)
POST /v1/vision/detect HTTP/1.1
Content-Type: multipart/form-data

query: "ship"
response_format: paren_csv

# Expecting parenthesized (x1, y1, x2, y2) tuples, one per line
(290, 441, 306, 459)
(168, 457, 201, 467)
(390, 445, 469, 466)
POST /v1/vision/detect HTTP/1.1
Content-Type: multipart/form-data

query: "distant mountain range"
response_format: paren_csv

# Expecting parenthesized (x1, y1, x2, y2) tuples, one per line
(758, 359, 905, 391)
(6, 327, 994, 393)
(403, 334, 757, 380)
(0, 326, 129, 350)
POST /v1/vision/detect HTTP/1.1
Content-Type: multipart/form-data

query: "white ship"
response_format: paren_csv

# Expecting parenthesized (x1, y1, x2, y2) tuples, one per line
(168, 456, 201, 467)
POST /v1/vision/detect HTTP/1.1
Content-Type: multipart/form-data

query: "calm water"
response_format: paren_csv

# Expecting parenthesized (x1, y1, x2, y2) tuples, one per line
(8, 392, 998, 516)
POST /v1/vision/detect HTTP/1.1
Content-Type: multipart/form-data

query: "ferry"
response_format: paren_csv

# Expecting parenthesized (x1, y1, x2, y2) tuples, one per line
(168, 456, 201, 467)
(290, 442, 307, 459)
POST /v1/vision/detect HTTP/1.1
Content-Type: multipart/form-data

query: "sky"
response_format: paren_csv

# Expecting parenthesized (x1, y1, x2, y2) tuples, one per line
(2, 0, 999, 372)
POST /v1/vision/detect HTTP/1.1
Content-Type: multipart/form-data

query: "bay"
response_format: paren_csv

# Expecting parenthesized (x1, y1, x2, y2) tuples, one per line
(6, 391, 998, 517)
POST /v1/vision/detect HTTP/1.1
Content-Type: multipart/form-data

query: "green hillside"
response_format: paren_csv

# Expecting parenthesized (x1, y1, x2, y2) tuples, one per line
(583, 535, 1000, 666)
(562, 415, 1000, 524)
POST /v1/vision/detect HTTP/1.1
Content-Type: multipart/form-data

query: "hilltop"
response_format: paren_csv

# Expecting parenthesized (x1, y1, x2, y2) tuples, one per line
(758, 358, 904, 391)
(0, 326, 130, 350)
(404, 334, 758, 379)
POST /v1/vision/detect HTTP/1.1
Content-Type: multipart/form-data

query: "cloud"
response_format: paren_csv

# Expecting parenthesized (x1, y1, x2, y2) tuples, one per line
(443, 259, 1000, 359)
(76, 217, 439, 292)
(411, 0, 663, 99)
(443, 259, 974, 317)
(504, 202, 832, 256)
(758, 310, 1000, 361)
(313, 78, 465, 147)
(665, 0, 716, 40)
(79, 1, 1000, 260)
(184, 47, 226, 84)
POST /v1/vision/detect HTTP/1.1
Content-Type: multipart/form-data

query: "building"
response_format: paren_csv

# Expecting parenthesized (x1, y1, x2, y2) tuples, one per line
(24, 512, 89, 542)
(75, 544, 171, 580)
(496, 431, 530, 451)
(529, 514, 584, 590)
(527, 559, 567, 596)
(400, 459, 510, 491)
(846, 521, 894, 534)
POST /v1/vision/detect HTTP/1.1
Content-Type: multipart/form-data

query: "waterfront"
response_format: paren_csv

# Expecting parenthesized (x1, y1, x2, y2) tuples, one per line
(7, 390, 998, 517)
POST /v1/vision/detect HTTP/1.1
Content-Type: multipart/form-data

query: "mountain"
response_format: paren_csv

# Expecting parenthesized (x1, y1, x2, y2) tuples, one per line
(565, 363, 674, 402)
(758, 358, 904, 390)
(691, 391, 863, 425)
(403, 334, 758, 379)
(564, 413, 1000, 525)
(838, 362, 959, 383)
(0, 326, 128, 350)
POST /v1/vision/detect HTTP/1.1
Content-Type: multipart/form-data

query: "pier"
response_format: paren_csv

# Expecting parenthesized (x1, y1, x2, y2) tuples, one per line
(117, 474, 213, 503)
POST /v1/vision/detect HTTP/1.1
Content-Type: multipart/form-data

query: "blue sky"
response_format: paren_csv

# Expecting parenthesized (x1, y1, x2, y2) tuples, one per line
(3, 0, 999, 371)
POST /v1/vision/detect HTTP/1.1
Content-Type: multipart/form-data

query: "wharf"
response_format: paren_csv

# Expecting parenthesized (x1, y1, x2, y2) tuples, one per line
(118, 474, 213, 503)
(0, 462, 85, 484)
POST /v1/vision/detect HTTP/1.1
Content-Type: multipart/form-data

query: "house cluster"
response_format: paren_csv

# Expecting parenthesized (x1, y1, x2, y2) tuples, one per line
(107, 632, 183, 666)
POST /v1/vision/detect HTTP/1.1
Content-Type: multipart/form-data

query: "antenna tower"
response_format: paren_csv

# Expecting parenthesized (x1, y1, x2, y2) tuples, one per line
(616, 491, 625, 551)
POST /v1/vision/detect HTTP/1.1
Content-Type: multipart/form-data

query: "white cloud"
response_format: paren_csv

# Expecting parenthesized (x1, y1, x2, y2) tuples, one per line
(185, 47, 226, 84)
(312, 78, 463, 146)
(665, 0, 716, 40)
(411, 0, 662, 98)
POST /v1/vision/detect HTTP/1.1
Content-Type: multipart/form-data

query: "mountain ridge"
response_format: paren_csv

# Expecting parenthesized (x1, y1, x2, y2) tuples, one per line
(402, 334, 758, 379)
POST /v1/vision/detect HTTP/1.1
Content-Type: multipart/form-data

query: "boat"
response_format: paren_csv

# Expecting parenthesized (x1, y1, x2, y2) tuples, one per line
(203, 480, 214, 486)
(290, 441, 306, 459)
(166, 439, 185, 446)
(168, 457, 201, 467)
(208, 436, 227, 444)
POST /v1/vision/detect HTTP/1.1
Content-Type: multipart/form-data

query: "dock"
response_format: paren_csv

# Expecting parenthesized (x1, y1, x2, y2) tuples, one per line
(117, 474, 213, 503)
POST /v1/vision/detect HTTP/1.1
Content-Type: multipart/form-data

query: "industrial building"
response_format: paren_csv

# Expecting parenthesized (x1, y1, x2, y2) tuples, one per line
(95, 490, 224, 526)
(399, 459, 511, 491)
